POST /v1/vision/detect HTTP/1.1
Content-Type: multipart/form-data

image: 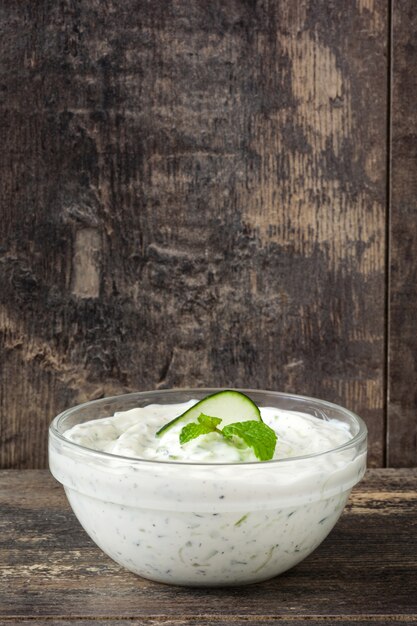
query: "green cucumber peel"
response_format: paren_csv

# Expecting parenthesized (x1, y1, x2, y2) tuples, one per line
(156, 389, 261, 437)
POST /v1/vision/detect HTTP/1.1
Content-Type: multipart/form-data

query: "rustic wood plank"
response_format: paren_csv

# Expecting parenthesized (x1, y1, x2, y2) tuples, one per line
(1, 469, 416, 623)
(0, 615, 417, 626)
(0, 1, 388, 469)
(388, 0, 417, 467)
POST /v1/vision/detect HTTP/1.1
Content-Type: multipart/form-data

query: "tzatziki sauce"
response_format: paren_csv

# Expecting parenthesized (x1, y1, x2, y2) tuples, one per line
(49, 399, 366, 586)
(64, 400, 352, 462)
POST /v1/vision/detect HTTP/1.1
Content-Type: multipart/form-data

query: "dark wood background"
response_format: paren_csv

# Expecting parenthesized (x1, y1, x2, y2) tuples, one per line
(0, 0, 415, 469)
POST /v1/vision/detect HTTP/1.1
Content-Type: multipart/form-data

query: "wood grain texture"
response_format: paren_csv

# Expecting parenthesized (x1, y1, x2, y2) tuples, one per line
(0, 614, 417, 626)
(0, 1, 388, 468)
(388, 0, 417, 467)
(1, 469, 416, 623)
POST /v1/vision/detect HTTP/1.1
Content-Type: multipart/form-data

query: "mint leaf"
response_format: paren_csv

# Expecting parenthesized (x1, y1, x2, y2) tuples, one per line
(222, 421, 277, 461)
(179, 414, 277, 461)
(179, 414, 222, 444)
(197, 414, 222, 429)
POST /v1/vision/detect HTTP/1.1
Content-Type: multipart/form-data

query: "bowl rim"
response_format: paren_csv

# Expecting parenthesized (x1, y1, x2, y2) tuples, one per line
(48, 387, 368, 467)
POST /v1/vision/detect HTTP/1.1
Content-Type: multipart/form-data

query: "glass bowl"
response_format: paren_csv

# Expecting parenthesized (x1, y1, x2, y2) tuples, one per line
(48, 388, 367, 586)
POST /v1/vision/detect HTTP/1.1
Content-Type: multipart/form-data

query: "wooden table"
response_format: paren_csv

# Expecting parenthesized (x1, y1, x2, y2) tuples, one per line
(1, 469, 416, 624)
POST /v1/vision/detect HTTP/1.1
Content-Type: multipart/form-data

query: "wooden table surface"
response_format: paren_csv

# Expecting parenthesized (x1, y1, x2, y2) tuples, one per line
(1, 469, 416, 625)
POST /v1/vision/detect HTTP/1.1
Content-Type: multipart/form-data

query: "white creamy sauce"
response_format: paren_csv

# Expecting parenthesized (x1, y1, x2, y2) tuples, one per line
(65, 400, 351, 462)
(50, 399, 366, 585)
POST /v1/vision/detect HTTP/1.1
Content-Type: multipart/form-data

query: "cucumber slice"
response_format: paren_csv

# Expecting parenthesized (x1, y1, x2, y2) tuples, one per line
(156, 390, 261, 437)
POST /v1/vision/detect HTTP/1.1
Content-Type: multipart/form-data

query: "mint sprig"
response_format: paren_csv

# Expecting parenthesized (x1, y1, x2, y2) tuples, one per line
(179, 414, 222, 444)
(179, 414, 277, 461)
(222, 421, 277, 461)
